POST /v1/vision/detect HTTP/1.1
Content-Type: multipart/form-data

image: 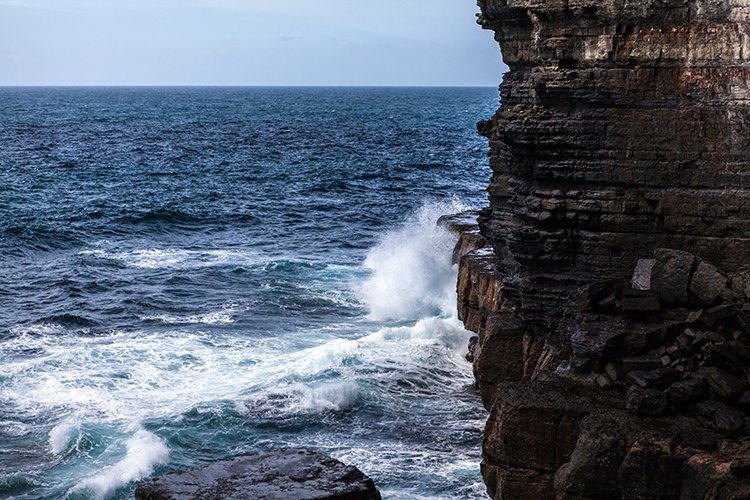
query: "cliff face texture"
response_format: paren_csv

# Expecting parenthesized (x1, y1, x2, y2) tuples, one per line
(457, 0, 750, 498)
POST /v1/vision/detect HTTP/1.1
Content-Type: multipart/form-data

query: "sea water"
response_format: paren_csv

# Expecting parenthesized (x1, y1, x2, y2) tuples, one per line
(0, 87, 496, 499)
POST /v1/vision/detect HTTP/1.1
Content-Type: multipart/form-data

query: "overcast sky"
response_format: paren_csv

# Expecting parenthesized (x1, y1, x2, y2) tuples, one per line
(0, 0, 507, 86)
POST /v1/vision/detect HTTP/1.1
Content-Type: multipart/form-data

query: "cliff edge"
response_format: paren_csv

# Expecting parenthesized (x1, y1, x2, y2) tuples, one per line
(459, 0, 750, 498)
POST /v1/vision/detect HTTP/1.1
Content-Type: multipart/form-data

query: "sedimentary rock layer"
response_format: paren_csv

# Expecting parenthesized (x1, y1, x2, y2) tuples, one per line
(477, 0, 750, 341)
(461, 1, 750, 498)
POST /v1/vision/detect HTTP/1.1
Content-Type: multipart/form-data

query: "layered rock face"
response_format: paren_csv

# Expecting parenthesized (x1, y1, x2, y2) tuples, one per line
(457, 0, 750, 498)
(478, 0, 750, 343)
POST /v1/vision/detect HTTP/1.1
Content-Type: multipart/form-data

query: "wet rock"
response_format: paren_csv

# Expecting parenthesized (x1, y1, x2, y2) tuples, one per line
(652, 249, 696, 305)
(134, 449, 381, 500)
(690, 261, 728, 306)
(625, 387, 669, 417)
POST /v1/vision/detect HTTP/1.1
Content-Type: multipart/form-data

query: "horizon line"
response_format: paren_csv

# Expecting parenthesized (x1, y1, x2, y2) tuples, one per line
(0, 84, 498, 89)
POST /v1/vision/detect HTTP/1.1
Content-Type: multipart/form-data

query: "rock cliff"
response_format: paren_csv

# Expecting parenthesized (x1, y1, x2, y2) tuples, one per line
(457, 0, 750, 498)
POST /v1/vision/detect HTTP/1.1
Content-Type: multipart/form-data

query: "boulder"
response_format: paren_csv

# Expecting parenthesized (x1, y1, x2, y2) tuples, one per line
(624, 368, 681, 390)
(631, 259, 656, 291)
(651, 249, 696, 305)
(695, 400, 745, 435)
(134, 449, 381, 500)
(690, 261, 728, 306)
(694, 367, 745, 399)
(625, 387, 669, 417)
(666, 378, 707, 407)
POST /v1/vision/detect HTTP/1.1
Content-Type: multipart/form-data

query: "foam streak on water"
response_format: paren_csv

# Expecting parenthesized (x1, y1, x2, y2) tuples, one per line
(0, 87, 496, 499)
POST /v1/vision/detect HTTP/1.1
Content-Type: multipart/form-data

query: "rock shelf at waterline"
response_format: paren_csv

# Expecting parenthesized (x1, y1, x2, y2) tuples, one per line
(134, 449, 381, 500)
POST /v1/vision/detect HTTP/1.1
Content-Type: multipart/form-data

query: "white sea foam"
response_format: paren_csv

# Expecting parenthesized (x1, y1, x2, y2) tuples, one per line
(79, 248, 258, 270)
(141, 311, 234, 325)
(49, 418, 78, 455)
(2, 199, 479, 496)
(70, 430, 168, 500)
(358, 200, 469, 321)
(295, 381, 360, 412)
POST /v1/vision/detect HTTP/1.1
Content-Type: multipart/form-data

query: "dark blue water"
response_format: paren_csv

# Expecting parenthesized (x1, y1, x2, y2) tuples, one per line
(0, 87, 496, 499)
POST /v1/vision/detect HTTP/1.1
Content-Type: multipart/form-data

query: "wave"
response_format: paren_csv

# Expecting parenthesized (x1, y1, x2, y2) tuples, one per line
(78, 248, 259, 270)
(141, 311, 234, 325)
(69, 430, 168, 500)
(357, 199, 470, 321)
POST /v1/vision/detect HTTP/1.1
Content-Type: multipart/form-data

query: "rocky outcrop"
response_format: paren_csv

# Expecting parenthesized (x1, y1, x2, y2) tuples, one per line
(134, 449, 381, 500)
(476, 0, 750, 342)
(454, 0, 750, 497)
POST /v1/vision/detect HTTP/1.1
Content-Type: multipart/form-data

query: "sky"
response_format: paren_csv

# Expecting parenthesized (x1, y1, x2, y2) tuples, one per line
(0, 0, 507, 86)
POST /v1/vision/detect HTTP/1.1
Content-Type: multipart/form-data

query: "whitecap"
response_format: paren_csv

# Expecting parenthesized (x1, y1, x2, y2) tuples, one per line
(70, 430, 168, 500)
(49, 418, 79, 455)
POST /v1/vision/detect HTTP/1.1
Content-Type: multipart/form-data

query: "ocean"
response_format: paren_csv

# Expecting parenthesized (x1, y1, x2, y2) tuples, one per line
(0, 87, 497, 499)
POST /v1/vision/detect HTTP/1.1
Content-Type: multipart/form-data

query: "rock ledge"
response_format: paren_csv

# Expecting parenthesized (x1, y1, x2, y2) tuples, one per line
(134, 448, 381, 500)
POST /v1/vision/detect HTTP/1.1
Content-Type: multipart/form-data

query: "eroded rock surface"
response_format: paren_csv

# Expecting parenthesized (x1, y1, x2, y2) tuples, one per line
(453, 0, 750, 497)
(134, 449, 381, 500)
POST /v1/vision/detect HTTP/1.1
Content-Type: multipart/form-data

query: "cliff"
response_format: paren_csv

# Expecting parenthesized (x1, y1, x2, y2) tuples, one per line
(457, 0, 750, 498)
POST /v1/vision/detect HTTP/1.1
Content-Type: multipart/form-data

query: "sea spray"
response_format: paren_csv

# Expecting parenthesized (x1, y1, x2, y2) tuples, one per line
(0, 87, 495, 499)
(70, 430, 168, 500)
(358, 200, 471, 321)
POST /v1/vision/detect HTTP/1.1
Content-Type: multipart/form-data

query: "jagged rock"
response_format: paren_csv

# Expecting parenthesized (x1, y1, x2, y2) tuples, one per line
(631, 259, 656, 291)
(464, 0, 750, 495)
(695, 400, 745, 435)
(690, 261, 728, 306)
(604, 361, 623, 381)
(703, 343, 746, 377)
(621, 354, 663, 373)
(570, 314, 626, 368)
(666, 378, 707, 408)
(466, 335, 479, 363)
(652, 249, 697, 305)
(625, 387, 669, 417)
(625, 369, 682, 390)
(622, 289, 660, 312)
(695, 367, 745, 399)
(699, 304, 737, 329)
(134, 449, 381, 500)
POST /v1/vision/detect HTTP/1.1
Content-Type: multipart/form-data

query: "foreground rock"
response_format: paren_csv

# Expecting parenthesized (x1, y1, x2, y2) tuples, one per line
(134, 449, 381, 500)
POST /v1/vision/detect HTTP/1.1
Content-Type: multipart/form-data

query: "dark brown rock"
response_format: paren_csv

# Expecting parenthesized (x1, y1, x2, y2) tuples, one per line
(666, 378, 708, 408)
(464, 0, 750, 496)
(652, 249, 697, 305)
(134, 449, 381, 500)
(625, 387, 669, 417)
(695, 367, 745, 399)
(690, 261, 728, 306)
(625, 369, 682, 390)
(695, 400, 745, 435)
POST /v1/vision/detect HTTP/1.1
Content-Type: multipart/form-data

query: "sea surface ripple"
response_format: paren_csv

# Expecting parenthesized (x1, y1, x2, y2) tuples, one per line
(0, 87, 496, 499)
